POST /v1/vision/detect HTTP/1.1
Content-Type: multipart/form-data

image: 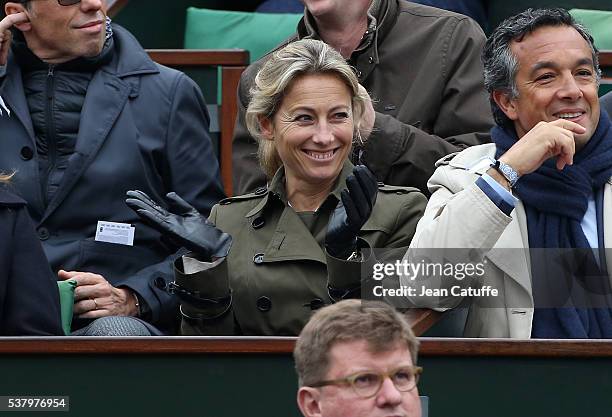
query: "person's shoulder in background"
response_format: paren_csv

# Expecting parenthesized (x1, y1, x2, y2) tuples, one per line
(410, 0, 488, 31)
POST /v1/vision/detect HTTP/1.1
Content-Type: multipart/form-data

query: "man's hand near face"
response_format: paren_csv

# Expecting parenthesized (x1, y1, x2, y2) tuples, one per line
(59, 270, 139, 319)
(0, 12, 28, 66)
(488, 119, 586, 188)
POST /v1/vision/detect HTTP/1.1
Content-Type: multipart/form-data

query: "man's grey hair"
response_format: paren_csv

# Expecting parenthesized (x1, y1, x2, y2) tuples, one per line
(482, 8, 601, 128)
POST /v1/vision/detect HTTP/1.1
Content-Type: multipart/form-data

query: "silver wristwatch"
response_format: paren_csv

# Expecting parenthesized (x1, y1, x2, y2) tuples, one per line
(491, 159, 520, 187)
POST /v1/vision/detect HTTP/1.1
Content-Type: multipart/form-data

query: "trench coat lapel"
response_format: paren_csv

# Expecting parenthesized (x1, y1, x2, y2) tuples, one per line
(2, 58, 35, 141)
(40, 71, 131, 222)
(486, 199, 533, 298)
(261, 205, 327, 265)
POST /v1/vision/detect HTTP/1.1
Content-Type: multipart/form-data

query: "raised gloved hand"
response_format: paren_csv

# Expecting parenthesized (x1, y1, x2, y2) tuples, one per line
(125, 190, 232, 259)
(325, 165, 378, 259)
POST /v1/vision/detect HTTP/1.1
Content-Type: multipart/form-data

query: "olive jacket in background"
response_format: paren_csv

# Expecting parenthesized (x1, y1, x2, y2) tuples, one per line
(0, 188, 63, 336)
(232, 0, 494, 196)
(175, 162, 427, 336)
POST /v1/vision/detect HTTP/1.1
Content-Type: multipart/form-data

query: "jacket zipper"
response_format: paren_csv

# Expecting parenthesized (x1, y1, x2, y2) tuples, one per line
(44, 64, 56, 205)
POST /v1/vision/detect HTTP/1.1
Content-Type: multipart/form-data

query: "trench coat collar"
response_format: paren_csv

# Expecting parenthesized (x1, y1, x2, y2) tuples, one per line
(40, 25, 158, 222)
(244, 161, 355, 264)
(247, 160, 354, 215)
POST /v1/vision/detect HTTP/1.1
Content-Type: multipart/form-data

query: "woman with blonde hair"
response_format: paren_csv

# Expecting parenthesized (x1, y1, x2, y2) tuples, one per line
(0, 173, 62, 335)
(127, 39, 426, 335)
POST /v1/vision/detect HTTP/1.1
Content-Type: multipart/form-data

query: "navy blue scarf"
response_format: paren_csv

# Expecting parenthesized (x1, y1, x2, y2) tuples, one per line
(492, 111, 612, 338)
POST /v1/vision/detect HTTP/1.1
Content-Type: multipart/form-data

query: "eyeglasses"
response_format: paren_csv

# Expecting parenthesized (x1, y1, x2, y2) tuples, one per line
(309, 366, 423, 398)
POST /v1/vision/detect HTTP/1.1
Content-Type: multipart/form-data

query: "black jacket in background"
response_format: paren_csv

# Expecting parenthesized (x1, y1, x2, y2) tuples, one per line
(0, 25, 225, 333)
(0, 188, 63, 336)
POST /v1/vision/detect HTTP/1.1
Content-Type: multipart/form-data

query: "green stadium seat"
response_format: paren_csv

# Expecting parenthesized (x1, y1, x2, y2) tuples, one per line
(570, 8, 612, 50)
(184, 8, 302, 62)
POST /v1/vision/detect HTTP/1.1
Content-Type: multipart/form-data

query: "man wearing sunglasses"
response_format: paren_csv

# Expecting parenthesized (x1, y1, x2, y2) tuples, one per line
(0, 1, 224, 335)
(294, 299, 422, 417)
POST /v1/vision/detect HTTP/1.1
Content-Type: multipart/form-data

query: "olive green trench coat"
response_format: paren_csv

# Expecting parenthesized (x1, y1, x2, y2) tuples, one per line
(174, 162, 426, 335)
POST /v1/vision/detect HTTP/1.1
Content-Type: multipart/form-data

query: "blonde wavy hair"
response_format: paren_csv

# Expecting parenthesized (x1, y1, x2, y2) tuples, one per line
(245, 39, 368, 179)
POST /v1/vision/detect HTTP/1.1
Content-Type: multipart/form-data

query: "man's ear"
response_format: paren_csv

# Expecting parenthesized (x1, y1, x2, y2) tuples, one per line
(258, 115, 275, 141)
(297, 387, 322, 417)
(492, 90, 519, 121)
(5, 3, 32, 32)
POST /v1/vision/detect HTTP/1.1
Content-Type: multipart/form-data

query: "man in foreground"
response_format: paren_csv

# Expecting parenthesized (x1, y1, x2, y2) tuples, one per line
(233, 0, 493, 196)
(294, 299, 422, 417)
(0, 0, 224, 334)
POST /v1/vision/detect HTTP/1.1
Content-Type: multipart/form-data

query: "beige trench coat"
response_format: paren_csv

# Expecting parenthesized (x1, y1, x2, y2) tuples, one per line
(408, 143, 612, 338)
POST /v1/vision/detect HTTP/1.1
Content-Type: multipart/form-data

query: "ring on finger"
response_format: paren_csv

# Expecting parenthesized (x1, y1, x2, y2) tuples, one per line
(91, 298, 99, 310)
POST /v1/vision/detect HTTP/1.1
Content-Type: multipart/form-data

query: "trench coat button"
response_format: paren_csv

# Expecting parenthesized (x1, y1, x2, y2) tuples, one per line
(253, 253, 264, 265)
(20, 146, 34, 161)
(356, 70, 363, 78)
(251, 217, 265, 229)
(154, 277, 167, 290)
(368, 56, 374, 64)
(256, 296, 272, 312)
(37, 227, 50, 241)
(305, 298, 325, 310)
(254, 187, 267, 196)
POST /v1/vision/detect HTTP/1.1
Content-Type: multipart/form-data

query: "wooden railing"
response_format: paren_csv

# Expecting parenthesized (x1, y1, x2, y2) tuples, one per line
(146, 49, 250, 196)
(1, 337, 612, 356)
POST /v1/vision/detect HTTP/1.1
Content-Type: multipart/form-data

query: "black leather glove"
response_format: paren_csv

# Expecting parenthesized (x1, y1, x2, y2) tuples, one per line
(125, 190, 232, 259)
(325, 165, 378, 259)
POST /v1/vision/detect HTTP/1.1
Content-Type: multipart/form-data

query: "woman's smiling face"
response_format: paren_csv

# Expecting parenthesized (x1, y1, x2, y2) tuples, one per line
(260, 73, 354, 186)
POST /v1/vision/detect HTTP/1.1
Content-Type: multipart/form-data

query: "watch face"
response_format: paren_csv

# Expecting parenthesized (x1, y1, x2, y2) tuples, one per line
(498, 162, 519, 186)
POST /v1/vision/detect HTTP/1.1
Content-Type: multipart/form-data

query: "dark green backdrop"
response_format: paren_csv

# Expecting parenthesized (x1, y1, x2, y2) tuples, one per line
(2, 350, 611, 417)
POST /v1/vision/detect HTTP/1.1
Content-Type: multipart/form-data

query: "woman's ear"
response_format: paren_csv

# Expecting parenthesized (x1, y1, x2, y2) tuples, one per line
(259, 116, 275, 141)
(4, 4, 32, 32)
